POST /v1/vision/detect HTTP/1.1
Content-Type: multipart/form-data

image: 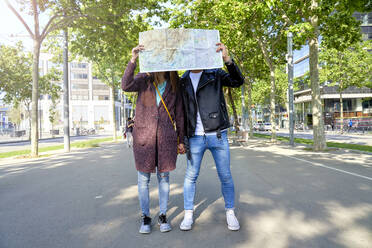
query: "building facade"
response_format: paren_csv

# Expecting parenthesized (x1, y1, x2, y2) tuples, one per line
(293, 12, 372, 130)
(5, 53, 133, 136)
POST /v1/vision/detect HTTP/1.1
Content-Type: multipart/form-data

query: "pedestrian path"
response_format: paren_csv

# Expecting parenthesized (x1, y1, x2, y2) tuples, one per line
(258, 129, 372, 146)
(0, 140, 371, 247)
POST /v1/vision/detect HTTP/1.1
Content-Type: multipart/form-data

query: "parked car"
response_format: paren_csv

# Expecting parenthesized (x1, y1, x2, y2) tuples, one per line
(253, 121, 263, 131)
(259, 123, 279, 131)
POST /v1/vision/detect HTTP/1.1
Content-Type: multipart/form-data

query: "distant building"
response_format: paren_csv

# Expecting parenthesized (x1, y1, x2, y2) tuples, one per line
(40, 53, 133, 134)
(293, 12, 372, 130)
(5, 53, 133, 136)
(0, 105, 10, 131)
(353, 12, 372, 41)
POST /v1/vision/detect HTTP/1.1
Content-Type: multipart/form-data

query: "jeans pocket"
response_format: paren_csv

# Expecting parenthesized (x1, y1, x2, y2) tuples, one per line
(218, 132, 228, 146)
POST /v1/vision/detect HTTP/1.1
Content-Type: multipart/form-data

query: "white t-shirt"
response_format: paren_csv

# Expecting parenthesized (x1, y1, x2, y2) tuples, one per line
(189, 71, 205, 135)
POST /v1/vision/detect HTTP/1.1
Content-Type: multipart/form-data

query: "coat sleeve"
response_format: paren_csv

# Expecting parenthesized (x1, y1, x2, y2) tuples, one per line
(121, 61, 148, 92)
(218, 59, 245, 88)
(175, 88, 185, 145)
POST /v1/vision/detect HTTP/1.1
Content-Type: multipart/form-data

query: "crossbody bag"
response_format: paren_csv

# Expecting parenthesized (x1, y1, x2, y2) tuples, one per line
(153, 82, 177, 132)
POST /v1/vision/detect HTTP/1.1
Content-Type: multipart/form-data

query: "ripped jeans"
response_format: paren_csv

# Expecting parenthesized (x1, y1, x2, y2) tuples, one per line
(138, 171, 170, 216)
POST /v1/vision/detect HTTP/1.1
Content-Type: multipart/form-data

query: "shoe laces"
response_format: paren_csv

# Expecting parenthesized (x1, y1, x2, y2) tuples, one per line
(226, 209, 235, 216)
(142, 215, 151, 225)
(159, 214, 167, 224)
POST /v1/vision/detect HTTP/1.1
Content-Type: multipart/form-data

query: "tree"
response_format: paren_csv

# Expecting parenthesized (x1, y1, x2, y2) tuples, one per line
(0, 43, 61, 140)
(8, 105, 23, 131)
(168, 0, 301, 141)
(68, 0, 159, 141)
(320, 40, 372, 133)
(49, 98, 60, 133)
(229, 36, 268, 137)
(5, 0, 81, 156)
(280, 0, 372, 150)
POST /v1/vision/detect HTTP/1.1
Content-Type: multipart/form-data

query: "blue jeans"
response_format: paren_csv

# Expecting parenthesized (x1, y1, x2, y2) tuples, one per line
(138, 171, 170, 216)
(183, 131, 235, 210)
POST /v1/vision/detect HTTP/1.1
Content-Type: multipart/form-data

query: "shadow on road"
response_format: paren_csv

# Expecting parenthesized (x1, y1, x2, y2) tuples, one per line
(0, 141, 371, 247)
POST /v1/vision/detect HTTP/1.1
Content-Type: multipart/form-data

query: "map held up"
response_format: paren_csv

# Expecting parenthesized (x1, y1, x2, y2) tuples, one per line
(138, 29, 223, 73)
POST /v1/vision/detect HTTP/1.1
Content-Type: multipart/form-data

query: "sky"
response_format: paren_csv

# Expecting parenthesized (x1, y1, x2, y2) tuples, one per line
(0, 0, 50, 51)
(0, 0, 50, 104)
(0, 1, 172, 52)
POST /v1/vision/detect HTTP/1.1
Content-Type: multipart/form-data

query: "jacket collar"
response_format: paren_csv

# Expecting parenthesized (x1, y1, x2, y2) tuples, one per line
(152, 80, 172, 109)
(182, 69, 217, 92)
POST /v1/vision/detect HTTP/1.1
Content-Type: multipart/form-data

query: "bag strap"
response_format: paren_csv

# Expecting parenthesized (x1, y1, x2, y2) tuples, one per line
(153, 82, 176, 131)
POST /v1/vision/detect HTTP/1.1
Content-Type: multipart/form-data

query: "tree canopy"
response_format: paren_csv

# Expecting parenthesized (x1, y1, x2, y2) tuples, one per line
(0, 42, 61, 107)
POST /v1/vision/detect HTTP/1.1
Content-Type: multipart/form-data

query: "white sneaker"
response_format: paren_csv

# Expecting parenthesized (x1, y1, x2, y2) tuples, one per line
(180, 210, 193, 231)
(226, 209, 240, 231)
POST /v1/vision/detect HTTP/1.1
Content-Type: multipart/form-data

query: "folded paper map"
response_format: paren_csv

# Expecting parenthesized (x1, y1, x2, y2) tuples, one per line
(139, 29, 223, 72)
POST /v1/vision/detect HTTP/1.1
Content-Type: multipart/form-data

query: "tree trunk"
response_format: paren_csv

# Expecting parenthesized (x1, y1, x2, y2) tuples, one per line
(255, 35, 276, 141)
(110, 85, 117, 142)
(269, 65, 276, 142)
(247, 79, 253, 138)
(309, 0, 327, 151)
(25, 102, 32, 140)
(340, 89, 344, 134)
(31, 39, 41, 157)
(227, 88, 239, 132)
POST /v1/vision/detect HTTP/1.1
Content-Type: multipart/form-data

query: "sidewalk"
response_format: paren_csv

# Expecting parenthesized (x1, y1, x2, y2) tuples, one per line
(0, 139, 371, 248)
(0, 134, 112, 153)
(0, 130, 115, 144)
(259, 129, 372, 146)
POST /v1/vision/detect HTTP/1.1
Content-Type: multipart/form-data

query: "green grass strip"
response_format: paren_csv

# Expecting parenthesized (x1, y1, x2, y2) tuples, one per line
(253, 133, 372, 153)
(0, 137, 114, 159)
(0, 149, 31, 159)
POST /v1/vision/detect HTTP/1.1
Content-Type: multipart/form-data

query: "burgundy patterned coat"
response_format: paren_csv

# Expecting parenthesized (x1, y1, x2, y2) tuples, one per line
(121, 61, 185, 173)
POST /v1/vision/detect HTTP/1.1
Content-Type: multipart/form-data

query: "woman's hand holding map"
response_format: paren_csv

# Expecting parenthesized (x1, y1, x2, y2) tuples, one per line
(131, 45, 145, 63)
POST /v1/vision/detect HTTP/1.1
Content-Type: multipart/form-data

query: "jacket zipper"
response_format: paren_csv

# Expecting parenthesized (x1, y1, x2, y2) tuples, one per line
(196, 79, 213, 92)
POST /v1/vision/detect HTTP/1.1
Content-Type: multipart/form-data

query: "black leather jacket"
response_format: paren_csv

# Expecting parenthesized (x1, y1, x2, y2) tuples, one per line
(180, 60, 244, 138)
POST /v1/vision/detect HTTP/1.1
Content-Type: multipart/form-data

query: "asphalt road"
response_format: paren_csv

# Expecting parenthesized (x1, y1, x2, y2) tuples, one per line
(0, 140, 371, 248)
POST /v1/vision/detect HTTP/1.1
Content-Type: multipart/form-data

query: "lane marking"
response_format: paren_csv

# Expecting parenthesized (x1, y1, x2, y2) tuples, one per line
(286, 155, 372, 182)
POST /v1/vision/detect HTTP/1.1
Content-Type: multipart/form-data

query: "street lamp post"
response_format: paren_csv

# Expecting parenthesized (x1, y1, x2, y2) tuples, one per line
(287, 32, 294, 146)
(63, 28, 70, 152)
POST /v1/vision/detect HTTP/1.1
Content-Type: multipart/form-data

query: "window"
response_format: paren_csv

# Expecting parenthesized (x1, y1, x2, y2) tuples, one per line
(71, 73, 88, 80)
(98, 95, 109, 100)
(294, 58, 309, 78)
(71, 83, 89, 90)
(71, 62, 88, 69)
(93, 84, 109, 90)
(362, 99, 372, 109)
(293, 45, 309, 61)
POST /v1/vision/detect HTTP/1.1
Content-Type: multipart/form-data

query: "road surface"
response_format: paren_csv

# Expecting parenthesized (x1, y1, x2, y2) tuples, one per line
(0, 139, 371, 247)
